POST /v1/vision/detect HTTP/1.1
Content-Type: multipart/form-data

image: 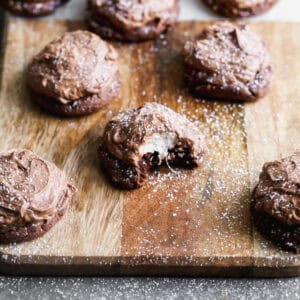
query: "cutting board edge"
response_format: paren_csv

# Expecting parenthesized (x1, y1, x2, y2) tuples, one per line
(1, 261, 300, 277)
(1, 252, 299, 277)
(1, 19, 300, 278)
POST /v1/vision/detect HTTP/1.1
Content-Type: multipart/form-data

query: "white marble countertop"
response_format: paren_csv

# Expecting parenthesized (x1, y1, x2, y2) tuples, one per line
(1, 1, 300, 299)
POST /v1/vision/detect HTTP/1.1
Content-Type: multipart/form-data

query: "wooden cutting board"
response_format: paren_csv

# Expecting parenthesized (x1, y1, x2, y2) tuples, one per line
(0, 19, 299, 277)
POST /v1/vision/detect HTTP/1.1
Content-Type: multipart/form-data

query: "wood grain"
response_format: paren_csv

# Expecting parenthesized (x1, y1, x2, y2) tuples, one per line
(0, 19, 299, 277)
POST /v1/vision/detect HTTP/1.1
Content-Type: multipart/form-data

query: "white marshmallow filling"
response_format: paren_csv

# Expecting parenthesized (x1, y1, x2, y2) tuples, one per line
(139, 133, 178, 163)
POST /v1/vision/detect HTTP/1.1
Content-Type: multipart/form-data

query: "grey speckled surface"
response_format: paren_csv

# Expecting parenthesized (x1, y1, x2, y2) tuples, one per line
(0, 277, 300, 300)
(0, 1, 300, 299)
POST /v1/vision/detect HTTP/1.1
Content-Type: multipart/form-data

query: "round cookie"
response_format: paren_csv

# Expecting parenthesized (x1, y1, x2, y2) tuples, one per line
(1, 0, 69, 17)
(202, 0, 278, 18)
(0, 149, 76, 244)
(27, 30, 120, 117)
(183, 22, 273, 102)
(253, 151, 300, 253)
(87, 0, 179, 42)
(99, 102, 207, 189)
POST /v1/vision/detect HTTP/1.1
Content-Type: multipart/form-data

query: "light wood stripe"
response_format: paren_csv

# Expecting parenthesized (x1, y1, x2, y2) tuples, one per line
(245, 23, 300, 265)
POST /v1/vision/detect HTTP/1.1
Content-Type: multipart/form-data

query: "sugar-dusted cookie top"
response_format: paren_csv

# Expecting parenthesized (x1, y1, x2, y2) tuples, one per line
(184, 22, 273, 101)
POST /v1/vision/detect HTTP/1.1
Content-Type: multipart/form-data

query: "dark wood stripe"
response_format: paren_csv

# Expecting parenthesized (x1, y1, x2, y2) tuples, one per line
(121, 23, 253, 260)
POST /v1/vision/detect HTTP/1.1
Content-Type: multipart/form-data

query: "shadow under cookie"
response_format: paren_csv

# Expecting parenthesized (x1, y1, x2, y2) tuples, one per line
(253, 208, 300, 254)
(88, 13, 177, 43)
(33, 80, 119, 118)
(0, 203, 67, 244)
(185, 66, 272, 102)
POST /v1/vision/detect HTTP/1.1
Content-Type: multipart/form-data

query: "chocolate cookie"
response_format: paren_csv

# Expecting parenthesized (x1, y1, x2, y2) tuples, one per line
(183, 22, 273, 102)
(87, 0, 179, 42)
(27, 30, 120, 117)
(253, 151, 300, 253)
(202, 0, 278, 18)
(0, 149, 76, 244)
(1, 0, 69, 17)
(99, 102, 207, 189)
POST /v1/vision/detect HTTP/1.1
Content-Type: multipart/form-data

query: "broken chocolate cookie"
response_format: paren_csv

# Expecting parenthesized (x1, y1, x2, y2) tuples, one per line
(99, 102, 207, 189)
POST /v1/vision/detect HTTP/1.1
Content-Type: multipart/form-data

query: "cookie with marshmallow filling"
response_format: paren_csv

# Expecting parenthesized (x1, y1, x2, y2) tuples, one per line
(99, 102, 207, 189)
